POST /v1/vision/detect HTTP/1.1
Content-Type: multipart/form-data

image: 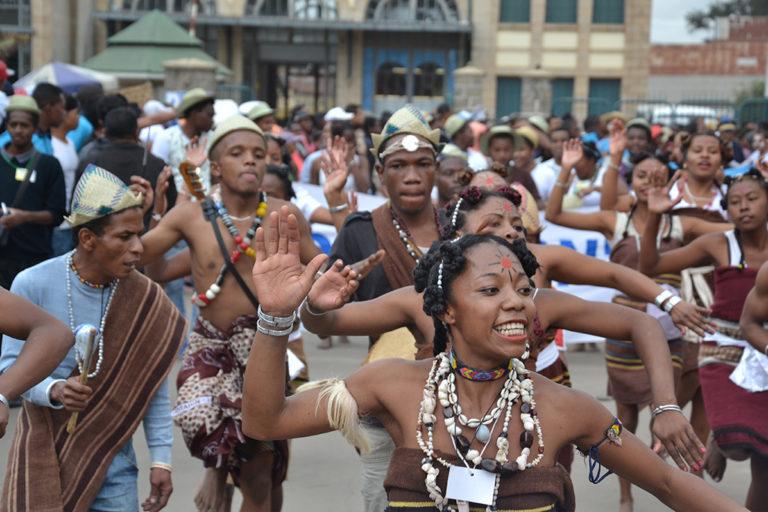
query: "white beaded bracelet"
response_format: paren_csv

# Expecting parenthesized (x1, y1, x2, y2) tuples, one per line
(663, 295, 682, 313)
(653, 290, 674, 309)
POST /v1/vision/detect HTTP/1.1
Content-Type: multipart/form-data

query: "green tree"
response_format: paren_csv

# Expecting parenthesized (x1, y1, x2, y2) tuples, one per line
(687, 0, 768, 32)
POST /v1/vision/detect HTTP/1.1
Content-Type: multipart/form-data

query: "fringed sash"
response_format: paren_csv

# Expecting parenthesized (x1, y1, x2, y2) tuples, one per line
(2, 272, 186, 512)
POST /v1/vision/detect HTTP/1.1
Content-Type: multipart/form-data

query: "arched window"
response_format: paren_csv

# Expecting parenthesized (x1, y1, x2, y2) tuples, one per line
(413, 62, 444, 97)
(376, 62, 407, 96)
(366, 0, 459, 22)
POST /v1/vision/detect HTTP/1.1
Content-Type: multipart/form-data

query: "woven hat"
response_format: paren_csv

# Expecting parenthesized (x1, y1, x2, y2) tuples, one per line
(6, 95, 40, 116)
(176, 88, 214, 117)
(66, 165, 143, 227)
(599, 111, 629, 125)
(371, 104, 441, 159)
(514, 126, 539, 148)
(439, 143, 468, 161)
(247, 101, 275, 121)
(483, 125, 523, 153)
(209, 115, 264, 154)
(444, 113, 469, 139)
(527, 115, 548, 133)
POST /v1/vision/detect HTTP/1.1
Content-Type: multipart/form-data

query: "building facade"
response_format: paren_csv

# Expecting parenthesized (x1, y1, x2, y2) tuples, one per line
(21, 0, 650, 121)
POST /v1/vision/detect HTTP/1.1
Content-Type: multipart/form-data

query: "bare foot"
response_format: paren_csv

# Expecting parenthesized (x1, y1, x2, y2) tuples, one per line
(318, 337, 332, 350)
(704, 436, 727, 482)
(619, 499, 633, 512)
(195, 467, 233, 512)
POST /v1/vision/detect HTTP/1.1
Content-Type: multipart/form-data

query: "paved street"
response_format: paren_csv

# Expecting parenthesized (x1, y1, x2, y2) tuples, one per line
(0, 335, 750, 511)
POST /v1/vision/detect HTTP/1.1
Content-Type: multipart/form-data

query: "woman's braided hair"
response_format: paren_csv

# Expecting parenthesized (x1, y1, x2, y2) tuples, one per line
(414, 234, 540, 356)
(442, 186, 522, 239)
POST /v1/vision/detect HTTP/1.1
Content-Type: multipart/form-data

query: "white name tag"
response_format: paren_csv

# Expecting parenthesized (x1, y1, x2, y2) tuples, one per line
(445, 465, 496, 506)
(14, 168, 35, 182)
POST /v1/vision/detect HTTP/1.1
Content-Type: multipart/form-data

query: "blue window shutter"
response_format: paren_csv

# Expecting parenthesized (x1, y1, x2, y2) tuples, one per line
(496, 77, 522, 119)
(546, 0, 577, 23)
(592, 0, 624, 24)
(588, 78, 621, 116)
(500, 0, 531, 23)
(551, 78, 574, 116)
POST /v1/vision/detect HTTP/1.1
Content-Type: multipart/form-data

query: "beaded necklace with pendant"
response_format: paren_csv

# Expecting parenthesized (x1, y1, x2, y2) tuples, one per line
(65, 252, 119, 379)
(390, 206, 441, 264)
(193, 192, 268, 307)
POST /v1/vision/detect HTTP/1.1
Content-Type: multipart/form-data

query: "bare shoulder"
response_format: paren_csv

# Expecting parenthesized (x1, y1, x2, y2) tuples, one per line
(165, 199, 204, 226)
(349, 357, 432, 394)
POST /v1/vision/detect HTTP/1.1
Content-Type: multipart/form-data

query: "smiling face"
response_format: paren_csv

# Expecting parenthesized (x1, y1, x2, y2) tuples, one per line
(443, 242, 536, 364)
(211, 130, 267, 196)
(377, 146, 437, 215)
(488, 135, 515, 166)
(725, 178, 768, 231)
(460, 197, 525, 242)
(512, 141, 534, 170)
(631, 157, 666, 203)
(685, 134, 722, 181)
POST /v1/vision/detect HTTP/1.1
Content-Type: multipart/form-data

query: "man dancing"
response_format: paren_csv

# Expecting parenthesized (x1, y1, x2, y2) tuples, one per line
(141, 115, 321, 512)
(0, 166, 186, 511)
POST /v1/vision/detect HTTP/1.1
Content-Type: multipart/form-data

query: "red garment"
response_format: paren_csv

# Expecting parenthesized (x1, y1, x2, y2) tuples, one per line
(710, 266, 759, 323)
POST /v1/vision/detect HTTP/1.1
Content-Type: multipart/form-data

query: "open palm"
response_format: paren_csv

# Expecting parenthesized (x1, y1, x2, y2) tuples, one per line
(251, 207, 328, 317)
(608, 119, 627, 158)
(647, 169, 683, 214)
(561, 138, 583, 170)
(306, 260, 359, 312)
(322, 135, 351, 197)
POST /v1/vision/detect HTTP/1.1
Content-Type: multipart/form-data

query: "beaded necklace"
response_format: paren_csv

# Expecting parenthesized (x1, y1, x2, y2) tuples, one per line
(193, 192, 268, 307)
(65, 252, 119, 379)
(390, 205, 441, 263)
(450, 350, 511, 382)
(416, 351, 545, 511)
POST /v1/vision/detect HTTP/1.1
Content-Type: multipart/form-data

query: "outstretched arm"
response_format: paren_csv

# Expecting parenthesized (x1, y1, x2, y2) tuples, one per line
(599, 120, 631, 211)
(740, 261, 768, 354)
(301, 279, 422, 338)
(536, 289, 704, 469)
(537, 244, 714, 336)
(242, 206, 387, 442)
(568, 391, 745, 512)
(544, 139, 616, 238)
(139, 202, 189, 266)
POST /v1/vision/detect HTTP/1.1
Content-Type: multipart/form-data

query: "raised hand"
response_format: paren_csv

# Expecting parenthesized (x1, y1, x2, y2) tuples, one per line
(152, 166, 173, 218)
(185, 136, 208, 168)
(350, 249, 385, 280)
(322, 135, 351, 200)
(647, 169, 683, 214)
(252, 206, 328, 317)
(561, 138, 583, 170)
(129, 176, 155, 214)
(608, 119, 627, 158)
(306, 259, 359, 313)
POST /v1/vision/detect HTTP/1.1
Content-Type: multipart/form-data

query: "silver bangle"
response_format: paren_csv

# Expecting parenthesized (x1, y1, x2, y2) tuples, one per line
(328, 203, 349, 214)
(651, 404, 683, 418)
(151, 462, 172, 473)
(653, 290, 674, 309)
(257, 305, 295, 325)
(301, 298, 327, 316)
(0, 393, 8, 408)
(256, 320, 293, 337)
(663, 296, 683, 313)
(553, 181, 568, 189)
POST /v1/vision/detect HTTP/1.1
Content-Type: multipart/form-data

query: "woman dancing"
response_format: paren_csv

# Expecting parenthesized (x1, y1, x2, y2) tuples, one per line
(241, 206, 744, 512)
(639, 168, 768, 511)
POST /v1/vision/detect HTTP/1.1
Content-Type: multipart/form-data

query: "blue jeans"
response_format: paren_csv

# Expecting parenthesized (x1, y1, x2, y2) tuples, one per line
(90, 442, 139, 512)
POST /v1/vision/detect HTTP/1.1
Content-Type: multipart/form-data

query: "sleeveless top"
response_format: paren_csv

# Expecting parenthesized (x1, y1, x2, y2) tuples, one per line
(668, 181, 727, 221)
(710, 230, 759, 324)
(609, 211, 685, 291)
(384, 447, 575, 512)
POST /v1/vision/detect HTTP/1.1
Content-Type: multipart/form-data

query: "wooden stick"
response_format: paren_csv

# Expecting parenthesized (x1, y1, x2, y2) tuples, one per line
(66, 325, 97, 434)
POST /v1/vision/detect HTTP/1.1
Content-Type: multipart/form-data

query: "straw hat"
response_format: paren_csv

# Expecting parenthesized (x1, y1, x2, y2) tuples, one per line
(66, 165, 143, 227)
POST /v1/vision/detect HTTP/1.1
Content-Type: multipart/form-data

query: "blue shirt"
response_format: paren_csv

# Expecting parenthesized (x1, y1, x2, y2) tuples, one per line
(0, 131, 54, 155)
(67, 115, 94, 152)
(0, 255, 173, 501)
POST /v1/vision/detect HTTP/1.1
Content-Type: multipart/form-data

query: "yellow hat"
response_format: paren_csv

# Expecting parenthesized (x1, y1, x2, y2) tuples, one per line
(514, 126, 539, 148)
(483, 125, 523, 153)
(176, 87, 214, 117)
(718, 122, 737, 132)
(371, 104, 441, 160)
(439, 143, 468, 161)
(599, 111, 629, 125)
(527, 115, 548, 133)
(444, 114, 469, 139)
(6, 95, 40, 116)
(66, 165, 143, 227)
(209, 115, 265, 154)
(247, 101, 274, 121)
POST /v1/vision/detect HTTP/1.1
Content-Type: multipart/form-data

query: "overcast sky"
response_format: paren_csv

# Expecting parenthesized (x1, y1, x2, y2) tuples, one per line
(651, 0, 710, 43)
